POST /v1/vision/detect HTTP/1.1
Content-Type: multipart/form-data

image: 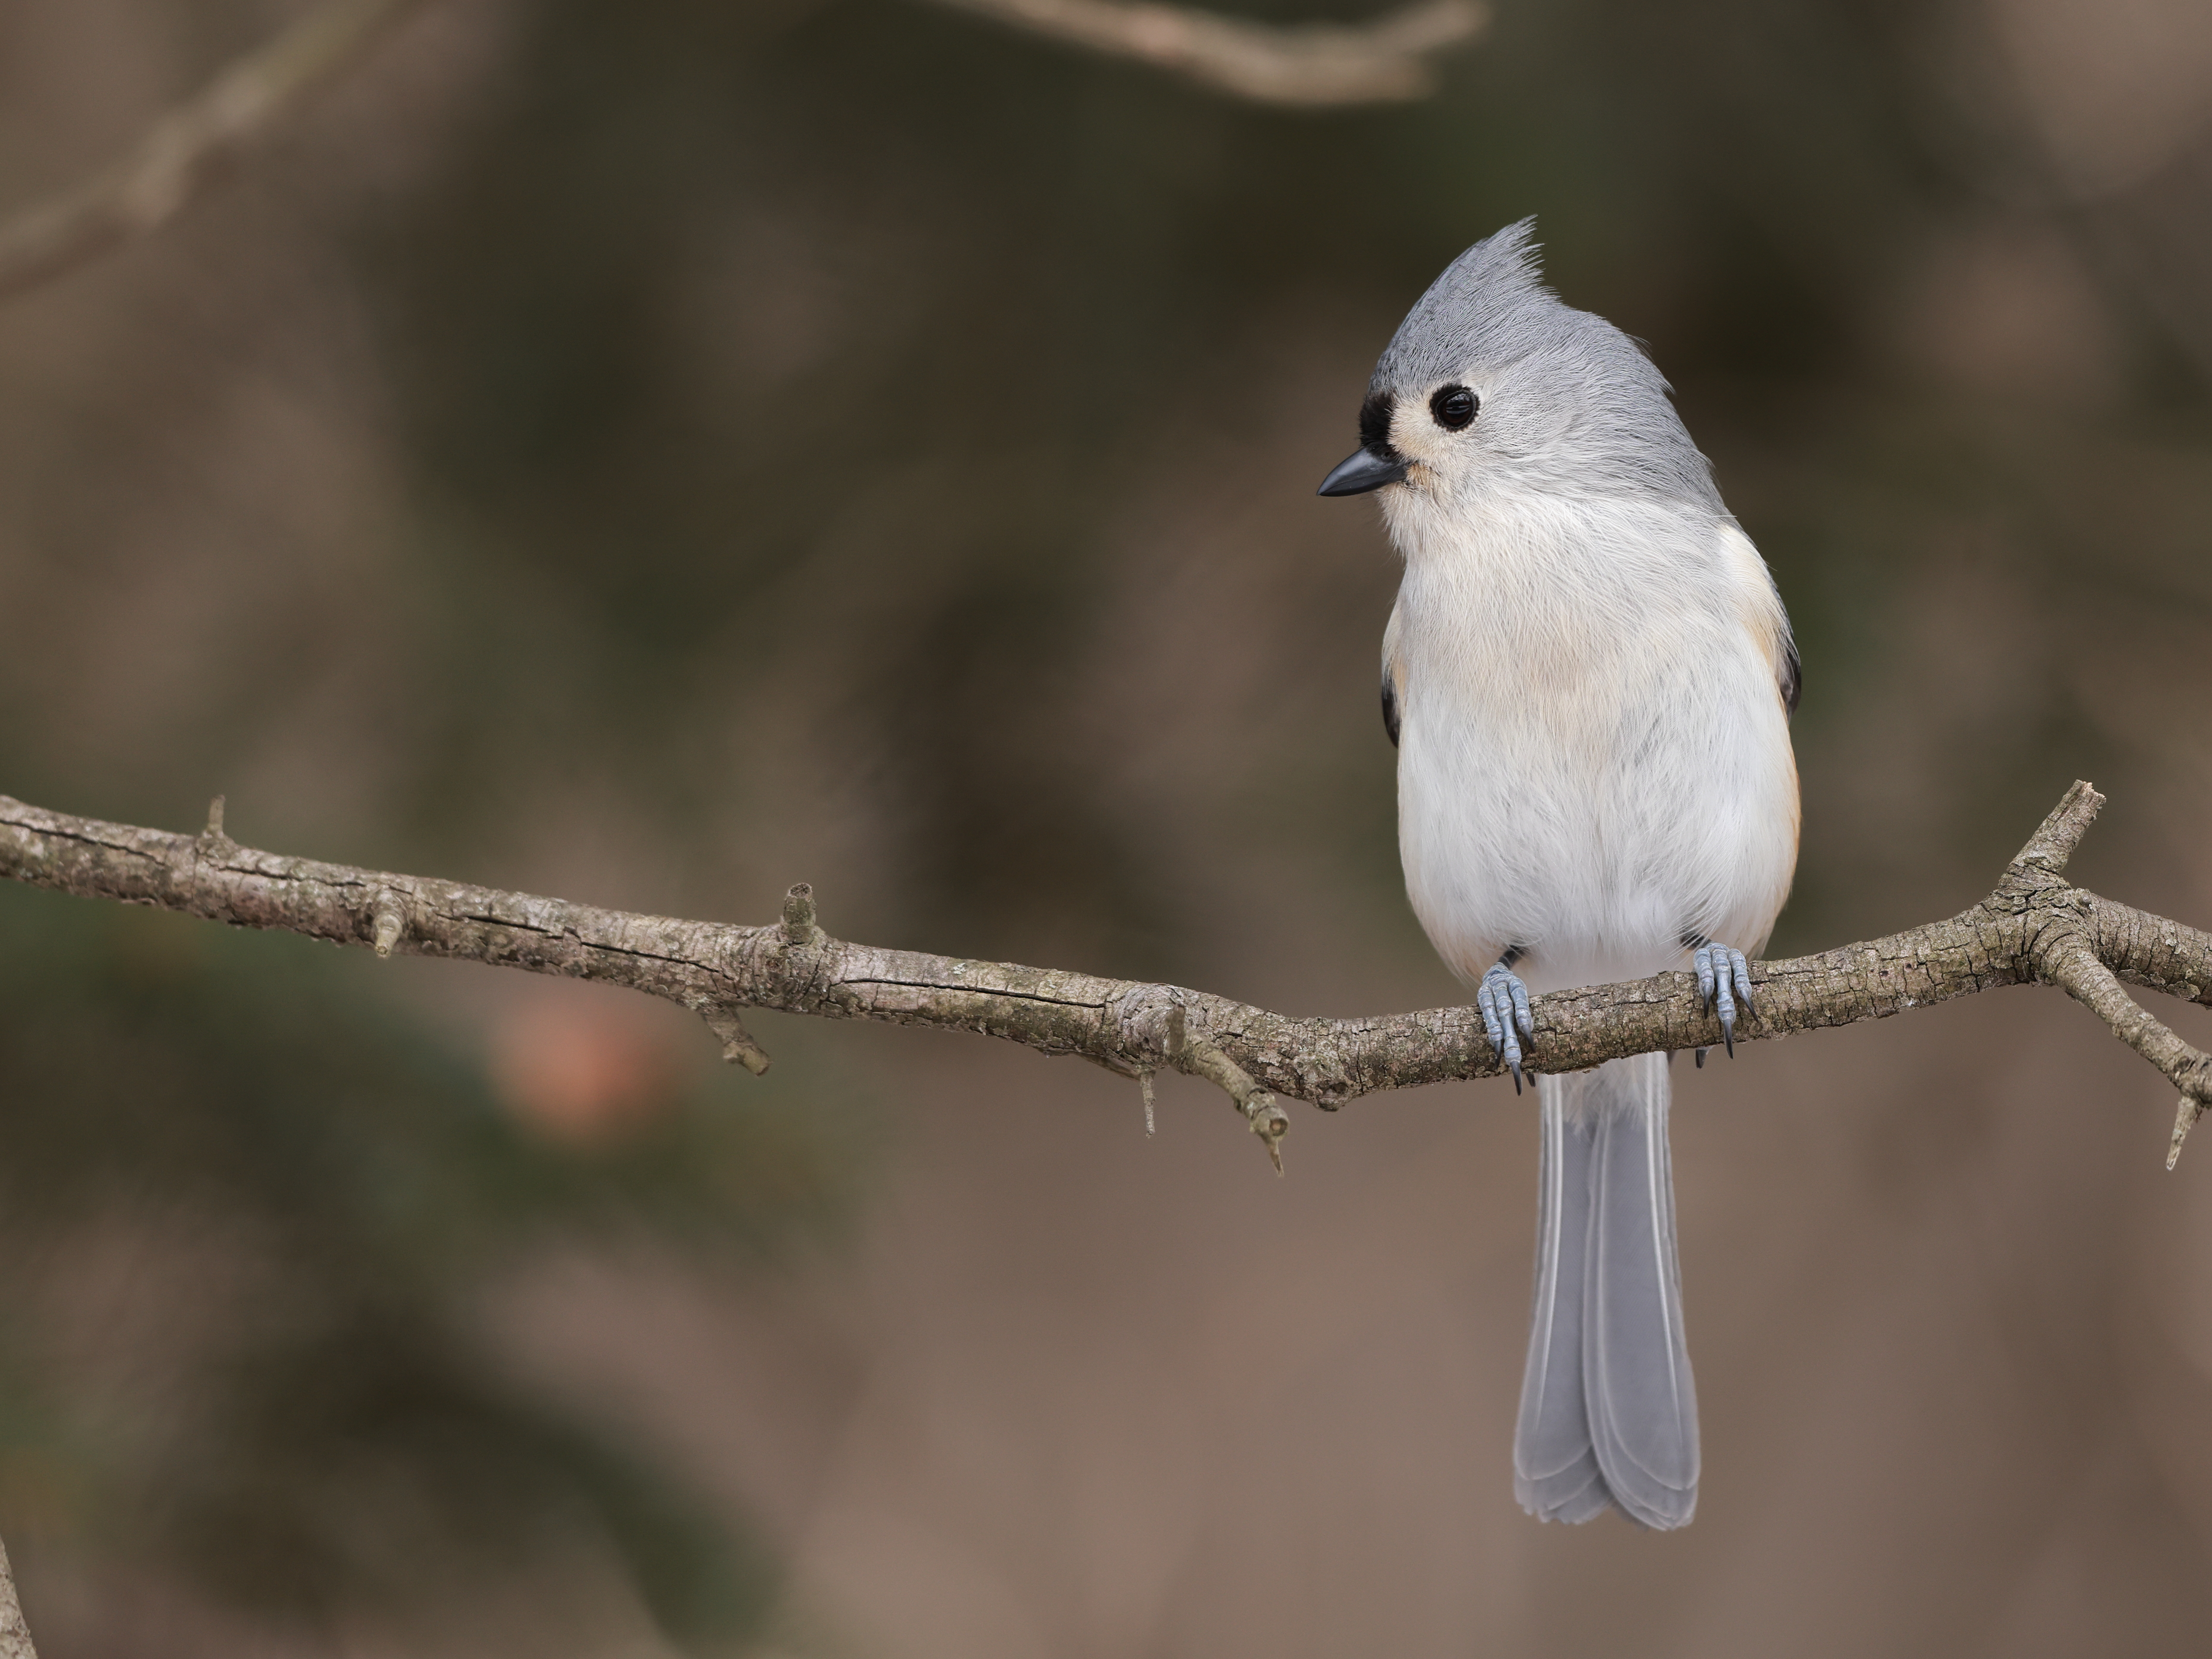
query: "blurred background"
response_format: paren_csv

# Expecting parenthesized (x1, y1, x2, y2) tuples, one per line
(2, 0, 2212, 1652)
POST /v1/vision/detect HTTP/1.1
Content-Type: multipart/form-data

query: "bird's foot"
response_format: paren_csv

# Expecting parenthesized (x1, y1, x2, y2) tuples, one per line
(1691, 941, 1756, 1057)
(1478, 961, 1536, 1092)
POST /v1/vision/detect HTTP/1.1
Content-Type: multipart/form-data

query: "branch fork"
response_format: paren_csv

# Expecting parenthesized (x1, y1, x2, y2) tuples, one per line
(1983, 783, 2212, 1166)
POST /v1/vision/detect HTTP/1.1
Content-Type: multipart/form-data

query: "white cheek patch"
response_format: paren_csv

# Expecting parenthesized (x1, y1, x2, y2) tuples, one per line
(1390, 386, 1488, 474)
(1389, 394, 1454, 468)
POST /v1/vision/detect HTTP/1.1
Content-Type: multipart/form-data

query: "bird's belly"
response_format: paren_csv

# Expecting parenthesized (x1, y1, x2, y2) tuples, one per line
(1396, 643, 1797, 996)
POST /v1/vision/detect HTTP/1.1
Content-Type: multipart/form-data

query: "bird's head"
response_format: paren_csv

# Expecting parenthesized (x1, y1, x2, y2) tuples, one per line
(1317, 220, 1719, 523)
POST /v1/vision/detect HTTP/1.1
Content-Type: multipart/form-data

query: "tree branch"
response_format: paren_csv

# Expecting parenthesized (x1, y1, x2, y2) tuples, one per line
(919, 0, 1489, 106)
(0, 1536, 36, 1659)
(6, 782, 2212, 1172)
(0, 0, 429, 305)
(0, 0, 1484, 310)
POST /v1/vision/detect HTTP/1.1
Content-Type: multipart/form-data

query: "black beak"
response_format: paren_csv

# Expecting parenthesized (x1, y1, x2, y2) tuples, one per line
(1316, 447, 1408, 497)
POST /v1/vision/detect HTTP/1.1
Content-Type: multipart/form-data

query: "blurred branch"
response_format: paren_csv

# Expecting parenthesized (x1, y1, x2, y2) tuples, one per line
(0, 0, 429, 305)
(3, 782, 2210, 1173)
(0, 0, 1481, 311)
(921, 0, 1488, 106)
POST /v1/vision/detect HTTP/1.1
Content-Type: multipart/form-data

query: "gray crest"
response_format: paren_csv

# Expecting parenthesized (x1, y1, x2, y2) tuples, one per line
(1371, 220, 1726, 513)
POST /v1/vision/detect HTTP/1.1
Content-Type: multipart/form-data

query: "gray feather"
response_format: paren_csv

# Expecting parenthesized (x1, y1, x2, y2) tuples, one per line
(1585, 1052, 1698, 1528)
(1371, 220, 1726, 516)
(1514, 1087, 1607, 1521)
(1362, 220, 1791, 1533)
(1515, 1053, 1699, 1529)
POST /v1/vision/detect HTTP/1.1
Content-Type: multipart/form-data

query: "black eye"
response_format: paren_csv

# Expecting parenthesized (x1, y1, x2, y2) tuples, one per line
(1431, 385, 1478, 430)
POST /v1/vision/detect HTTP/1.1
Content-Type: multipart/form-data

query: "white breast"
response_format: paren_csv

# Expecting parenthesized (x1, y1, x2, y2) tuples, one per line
(1384, 491, 1798, 995)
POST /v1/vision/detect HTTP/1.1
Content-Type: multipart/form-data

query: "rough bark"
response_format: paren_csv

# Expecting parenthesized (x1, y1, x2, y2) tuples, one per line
(6, 782, 2212, 1172)
(0, 1537, 34, 1659)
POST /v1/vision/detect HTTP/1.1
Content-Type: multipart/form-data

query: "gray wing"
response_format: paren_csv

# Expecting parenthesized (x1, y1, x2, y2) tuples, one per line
(1381, 602, 1406, 749)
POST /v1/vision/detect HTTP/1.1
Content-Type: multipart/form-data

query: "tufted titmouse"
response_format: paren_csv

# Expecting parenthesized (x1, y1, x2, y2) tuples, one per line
(1319, 222, 1799, 1529)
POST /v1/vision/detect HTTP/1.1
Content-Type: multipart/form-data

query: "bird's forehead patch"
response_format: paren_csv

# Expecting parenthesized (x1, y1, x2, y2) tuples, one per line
(1359, 390, 1396, 454)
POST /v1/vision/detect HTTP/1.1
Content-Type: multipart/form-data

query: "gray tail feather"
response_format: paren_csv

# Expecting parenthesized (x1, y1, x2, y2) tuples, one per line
(1512, 1081, 1611, 1522)
(1513, 1053, 1698, 1529)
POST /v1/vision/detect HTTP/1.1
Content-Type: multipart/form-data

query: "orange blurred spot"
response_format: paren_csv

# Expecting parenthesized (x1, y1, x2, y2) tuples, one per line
(489, 1002, 675, 1144)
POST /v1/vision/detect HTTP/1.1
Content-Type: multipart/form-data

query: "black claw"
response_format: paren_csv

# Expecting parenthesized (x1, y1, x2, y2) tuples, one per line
(1509, 1059, 1524, 1094)
(1694, 1046, 1708, 1068)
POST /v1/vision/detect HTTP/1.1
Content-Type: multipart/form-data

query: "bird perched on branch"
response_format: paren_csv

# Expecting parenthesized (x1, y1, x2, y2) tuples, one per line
(1319, 221, 1799, 1529)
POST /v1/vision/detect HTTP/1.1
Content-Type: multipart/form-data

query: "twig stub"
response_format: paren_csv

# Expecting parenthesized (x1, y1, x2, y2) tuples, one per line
(2009, 779, 2107, 878)
(782, 883, 824, 948)
(369, 892, 407, 959)
(2171, 1097, 2203, 1171)
(687, 997, 774, 1076)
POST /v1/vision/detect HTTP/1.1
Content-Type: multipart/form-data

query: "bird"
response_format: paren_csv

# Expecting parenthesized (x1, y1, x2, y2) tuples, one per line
(1317, 220, 1799, 1529)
